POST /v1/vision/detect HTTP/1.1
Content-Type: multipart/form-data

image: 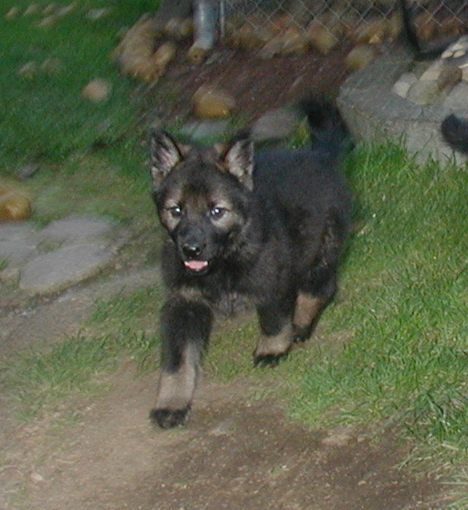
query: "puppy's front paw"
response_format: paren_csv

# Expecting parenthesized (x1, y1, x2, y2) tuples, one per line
(150, 406, 191, 429)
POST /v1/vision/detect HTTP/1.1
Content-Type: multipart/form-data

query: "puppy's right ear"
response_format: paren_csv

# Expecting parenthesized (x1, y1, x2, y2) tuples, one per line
(149, 129, 183, 187)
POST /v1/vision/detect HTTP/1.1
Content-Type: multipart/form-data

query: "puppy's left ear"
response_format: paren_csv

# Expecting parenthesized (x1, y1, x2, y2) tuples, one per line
(149, 128, 183, 187)
(223, 133, 254, 190)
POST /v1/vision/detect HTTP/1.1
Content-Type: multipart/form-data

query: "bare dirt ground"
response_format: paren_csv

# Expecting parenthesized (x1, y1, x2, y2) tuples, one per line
(0, 266, 451, 510)
(0, 47, 454, 509)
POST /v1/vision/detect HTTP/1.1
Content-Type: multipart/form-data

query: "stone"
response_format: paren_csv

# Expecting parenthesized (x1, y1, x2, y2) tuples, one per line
(419, 61, 443, 81)
(0, 223, 37, 242)
(441, 36, 468, 68)
(337, 53, 467, 166)
(19, 242, 114, 294)
(345, 45, 378, 72)
(406, 79, 440, 105)
(392, 73, 418, 99)
(0, 187, 32, 221)
(437, 65, 462, 91)
(39, 215, 117, 243)
(307, 23, 338, 55)
(82, 79, 112, 102)
(0, 239, 37, 266)
(192, 86, 235, 119)
(251, 108, 298, 141)
(180, 120, 230, 141)
(444, 81, 468, 110)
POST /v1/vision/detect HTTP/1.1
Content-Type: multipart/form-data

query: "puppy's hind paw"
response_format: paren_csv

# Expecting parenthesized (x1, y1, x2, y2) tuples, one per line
(150, 406, 191, 429)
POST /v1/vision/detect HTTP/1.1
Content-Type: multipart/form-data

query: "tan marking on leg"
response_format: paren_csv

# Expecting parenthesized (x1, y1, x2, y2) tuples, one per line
(254, 323, 294, 358)
(155, 343, 199, 411)
(293, 293, 325, 329)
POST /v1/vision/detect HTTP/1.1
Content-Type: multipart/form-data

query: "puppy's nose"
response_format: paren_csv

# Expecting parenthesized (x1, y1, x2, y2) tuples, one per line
(182, 243, 203, 259)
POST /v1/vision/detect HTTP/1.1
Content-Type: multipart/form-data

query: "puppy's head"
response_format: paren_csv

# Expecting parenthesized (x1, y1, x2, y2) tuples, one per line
(149, 130, 255, 274)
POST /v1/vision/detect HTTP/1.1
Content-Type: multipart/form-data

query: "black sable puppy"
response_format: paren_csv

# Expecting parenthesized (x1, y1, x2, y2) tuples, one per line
(149, 98, 352, 429)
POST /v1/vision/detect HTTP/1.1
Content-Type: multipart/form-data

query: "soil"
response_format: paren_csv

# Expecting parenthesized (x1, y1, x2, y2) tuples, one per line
(138, 42, 356, 127)
(0, 46, 454, 509)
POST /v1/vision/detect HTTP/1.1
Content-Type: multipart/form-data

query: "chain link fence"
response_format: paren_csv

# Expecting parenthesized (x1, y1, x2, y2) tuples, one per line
(221, 0, 468, 47)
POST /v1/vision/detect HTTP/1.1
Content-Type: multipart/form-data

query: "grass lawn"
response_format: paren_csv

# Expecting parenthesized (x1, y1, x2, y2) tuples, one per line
(2, 1, 468, 506)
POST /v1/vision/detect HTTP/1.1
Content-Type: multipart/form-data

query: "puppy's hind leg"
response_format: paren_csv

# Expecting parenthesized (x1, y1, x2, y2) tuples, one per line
(254, 301, 295, 366)
(294, 211, 346, 342)
(150, 296, 213, 429)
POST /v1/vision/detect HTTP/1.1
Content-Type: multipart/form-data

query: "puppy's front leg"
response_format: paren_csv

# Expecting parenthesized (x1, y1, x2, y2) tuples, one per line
(150, 296, 213, 429)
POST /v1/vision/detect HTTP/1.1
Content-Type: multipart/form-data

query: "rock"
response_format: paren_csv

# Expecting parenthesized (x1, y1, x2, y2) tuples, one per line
(392, 73, 418, 99)
(277, 28, 309, 56)
(306, 22, 338, 55)
(82, 79, 112, 102)
(193, 86, 236, 119)
(352, 18, 389, 45)
(0, 187, 32, 221)
(39, 216, 117, 243)
(19, 242, 114, 294)
(251, 108, 298, 141)
(441, 36, 468, 68)
(345, 45, 378, 72)
(0, 239, 37, 266)
(180, 120, 230, 141)
(444, 81, 468, 110)
(164, 17, 193, 40)
(437, 65, 462, 91)
(406, 79, 440, 105)
(419, 61, 443, 81)
(257, 36, 285, 59)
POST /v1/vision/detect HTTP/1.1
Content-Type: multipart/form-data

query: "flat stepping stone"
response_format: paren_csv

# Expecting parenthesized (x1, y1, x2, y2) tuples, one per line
(0, 223, 37, 241)
(39, 215, 117, 243)
(19, 242, 115, 295)
(0, 239, 37, 267)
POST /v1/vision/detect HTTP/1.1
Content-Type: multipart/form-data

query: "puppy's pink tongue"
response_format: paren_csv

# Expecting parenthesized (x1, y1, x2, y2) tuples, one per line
(184, 260, 208, 271)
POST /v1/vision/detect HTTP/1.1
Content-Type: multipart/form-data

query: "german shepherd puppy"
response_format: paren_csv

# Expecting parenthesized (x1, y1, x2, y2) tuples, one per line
(149, 99, 352, 429)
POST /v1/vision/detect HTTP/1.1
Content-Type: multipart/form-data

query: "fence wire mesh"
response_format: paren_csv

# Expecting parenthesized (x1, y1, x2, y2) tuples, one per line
(222, 0, 468, 43)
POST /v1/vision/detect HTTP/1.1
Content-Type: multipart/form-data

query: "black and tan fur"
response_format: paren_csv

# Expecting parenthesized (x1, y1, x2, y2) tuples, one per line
(149, 99, 352, 429)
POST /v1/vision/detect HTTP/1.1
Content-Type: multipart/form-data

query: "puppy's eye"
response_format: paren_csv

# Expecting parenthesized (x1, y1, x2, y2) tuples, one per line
(167, 205, 183, 218)
(209, 207, 226, 219)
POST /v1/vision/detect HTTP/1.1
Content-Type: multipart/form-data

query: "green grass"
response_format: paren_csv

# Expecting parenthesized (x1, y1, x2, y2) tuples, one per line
(0, 0, 154, 174)
(0, 0, 161, 226)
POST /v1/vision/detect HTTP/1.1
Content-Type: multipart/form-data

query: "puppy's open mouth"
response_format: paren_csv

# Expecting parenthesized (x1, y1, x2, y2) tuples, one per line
(184, 260, 209, 273)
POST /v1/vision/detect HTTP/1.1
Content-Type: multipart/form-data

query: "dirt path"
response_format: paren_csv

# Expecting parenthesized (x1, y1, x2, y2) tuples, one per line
(0, 266, 450, 510)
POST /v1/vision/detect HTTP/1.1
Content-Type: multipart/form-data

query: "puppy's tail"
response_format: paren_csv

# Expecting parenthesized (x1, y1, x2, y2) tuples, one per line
(299, 97, 352, 164)
(441, 114, 468, 155)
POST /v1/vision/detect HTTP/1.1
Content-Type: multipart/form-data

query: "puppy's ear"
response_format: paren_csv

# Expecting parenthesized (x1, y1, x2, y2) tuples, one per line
(223, 132, 254, 190)
(149, 129, 183, 187)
